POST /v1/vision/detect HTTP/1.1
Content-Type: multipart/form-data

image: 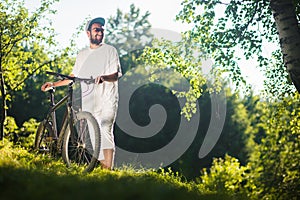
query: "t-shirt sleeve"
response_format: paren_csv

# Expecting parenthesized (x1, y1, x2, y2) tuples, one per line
(72, 50, 85, 76)
(71, 57, 80, 76)
(108, 47, 122, 77)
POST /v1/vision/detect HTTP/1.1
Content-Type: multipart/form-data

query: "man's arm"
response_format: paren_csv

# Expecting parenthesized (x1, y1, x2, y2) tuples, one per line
(95, 72, 120, 84)
(41, 74, 74, 91)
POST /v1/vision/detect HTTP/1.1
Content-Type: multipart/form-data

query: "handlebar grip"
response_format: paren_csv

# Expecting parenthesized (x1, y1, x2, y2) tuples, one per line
(44, 86, 55, 92)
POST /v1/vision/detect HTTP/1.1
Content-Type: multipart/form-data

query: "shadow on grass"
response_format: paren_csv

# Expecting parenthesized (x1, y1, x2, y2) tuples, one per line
(0, 166, 234, 200)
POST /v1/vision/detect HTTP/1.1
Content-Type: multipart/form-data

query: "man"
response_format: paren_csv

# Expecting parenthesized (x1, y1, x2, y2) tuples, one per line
(41, 17, 122, 170)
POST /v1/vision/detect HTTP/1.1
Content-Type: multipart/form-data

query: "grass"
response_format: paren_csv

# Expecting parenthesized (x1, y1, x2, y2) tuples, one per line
(0, 140, 233, 200)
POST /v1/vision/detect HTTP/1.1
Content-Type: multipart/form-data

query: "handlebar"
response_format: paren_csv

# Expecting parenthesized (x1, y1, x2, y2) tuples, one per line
(46, 71, 95, 84)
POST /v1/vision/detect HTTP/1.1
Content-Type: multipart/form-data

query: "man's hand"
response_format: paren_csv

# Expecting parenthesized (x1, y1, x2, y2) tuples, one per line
(95, 76, 104, 84)
(41, 82, 54, 92)
(95, 72, 119, 84)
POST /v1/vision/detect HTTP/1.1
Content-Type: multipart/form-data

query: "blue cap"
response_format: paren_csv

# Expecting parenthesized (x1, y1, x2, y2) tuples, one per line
(86, 17, 105, 31)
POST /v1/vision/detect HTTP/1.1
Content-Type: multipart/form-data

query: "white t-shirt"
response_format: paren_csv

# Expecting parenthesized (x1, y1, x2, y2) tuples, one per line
(72, 44, 122, 113)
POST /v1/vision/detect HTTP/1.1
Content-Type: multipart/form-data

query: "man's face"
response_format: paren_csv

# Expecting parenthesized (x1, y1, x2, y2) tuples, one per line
(88, 23, 104, 45)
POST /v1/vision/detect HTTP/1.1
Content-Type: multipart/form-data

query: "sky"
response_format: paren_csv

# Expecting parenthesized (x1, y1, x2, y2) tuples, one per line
(26, 0, 190, 48)
(25, 0, 267, 93)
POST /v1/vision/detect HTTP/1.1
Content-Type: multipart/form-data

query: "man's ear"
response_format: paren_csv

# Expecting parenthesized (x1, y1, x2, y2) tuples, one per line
(86, 31, 91, 38)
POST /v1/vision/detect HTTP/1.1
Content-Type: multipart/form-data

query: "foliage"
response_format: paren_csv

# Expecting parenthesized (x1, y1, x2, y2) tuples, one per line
(140, 35, 223, 120)
(136, 2, 300, 197)
(8, 61, 73, 127)
(249, 93, 300, 199)
(105, 3, 153, 57)
(168, 90, 300, 199)
(0, 0, 74, 139)
(104, 3, 154, 88)
(176, 0, 297, 96)
(0, 0, 58, 90)
(220, 89, 256, 164)
(260, 49, 295, 99)
(2, 0, 78, 127)
(197, 155, 249, 199)
(17, 118, 39, 149)
(3, 116, 18, 142)
(0, 0, 58, 98)
(4, 116, 38, 148)
(115, 70, 256, 180)
(168, 87, 256, 180)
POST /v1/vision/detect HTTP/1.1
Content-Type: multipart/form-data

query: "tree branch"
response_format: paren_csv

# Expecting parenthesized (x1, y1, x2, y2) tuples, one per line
(10, 58, 57, 92)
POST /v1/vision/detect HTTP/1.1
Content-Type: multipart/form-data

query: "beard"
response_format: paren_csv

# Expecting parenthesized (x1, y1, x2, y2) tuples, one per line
(90, 34, 103, 45)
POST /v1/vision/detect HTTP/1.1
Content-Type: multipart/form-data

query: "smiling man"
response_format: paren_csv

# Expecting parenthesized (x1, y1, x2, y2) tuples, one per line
(75, 17, 122, 170)
(42, 17, 122, 170)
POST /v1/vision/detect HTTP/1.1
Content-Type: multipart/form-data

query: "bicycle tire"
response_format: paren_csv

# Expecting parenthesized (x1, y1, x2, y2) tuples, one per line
(34, 121, 55, 154)
(62, 111, 100, 173)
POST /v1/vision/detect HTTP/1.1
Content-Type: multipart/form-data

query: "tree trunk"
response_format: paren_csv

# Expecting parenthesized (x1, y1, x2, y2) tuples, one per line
(0, 32, 4, 140)
(0, 73, 7, 140)
(270, 0, 300, 93)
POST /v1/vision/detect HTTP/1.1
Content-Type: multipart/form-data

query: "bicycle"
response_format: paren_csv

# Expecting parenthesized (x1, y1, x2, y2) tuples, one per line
(34, 71, 101, 173)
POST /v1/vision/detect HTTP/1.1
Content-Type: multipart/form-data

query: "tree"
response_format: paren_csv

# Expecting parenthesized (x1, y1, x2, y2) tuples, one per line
(104, 3, 154, 77)
(105, 4, 153, 58)
(175, 0, 300, 96)
(270, 0, 300, 93)
(169, 87, 256, 180)
(140, 36, 217, 120)
(0, 0, 61, 139)
(138, 1, 300, 197)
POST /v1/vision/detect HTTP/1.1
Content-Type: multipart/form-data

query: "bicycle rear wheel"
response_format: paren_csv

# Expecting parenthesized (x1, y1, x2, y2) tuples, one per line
(62, 111, 100, 173)
(34, 121, 55, 154)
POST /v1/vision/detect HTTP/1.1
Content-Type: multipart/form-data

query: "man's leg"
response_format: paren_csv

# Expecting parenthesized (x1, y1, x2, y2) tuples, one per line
(100, 149, 114, 169)
(95, 107, 117, 170)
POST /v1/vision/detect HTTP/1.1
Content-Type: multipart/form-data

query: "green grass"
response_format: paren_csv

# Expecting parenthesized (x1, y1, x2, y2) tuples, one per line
(0, 140, 233, 200)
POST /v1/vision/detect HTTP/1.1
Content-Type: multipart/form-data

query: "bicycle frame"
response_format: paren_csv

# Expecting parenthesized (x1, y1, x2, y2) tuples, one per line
(41, 81, 76, 152)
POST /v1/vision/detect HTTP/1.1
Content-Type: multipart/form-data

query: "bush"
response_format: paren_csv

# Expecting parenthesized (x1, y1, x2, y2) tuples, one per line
(4, 116, 38, 149)
(197, 155, 251, 199)
(249, 93, 300, 199)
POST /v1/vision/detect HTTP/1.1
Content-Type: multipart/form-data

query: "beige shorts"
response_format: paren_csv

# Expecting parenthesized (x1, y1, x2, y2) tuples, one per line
(93, 107, 117, 160)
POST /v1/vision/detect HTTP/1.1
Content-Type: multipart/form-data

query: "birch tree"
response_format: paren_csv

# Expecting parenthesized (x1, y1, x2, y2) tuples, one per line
(270, 0, 300, 93)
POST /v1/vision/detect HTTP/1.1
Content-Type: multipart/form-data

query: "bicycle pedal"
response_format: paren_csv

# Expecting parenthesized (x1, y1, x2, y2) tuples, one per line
(39, 148, 50, 153)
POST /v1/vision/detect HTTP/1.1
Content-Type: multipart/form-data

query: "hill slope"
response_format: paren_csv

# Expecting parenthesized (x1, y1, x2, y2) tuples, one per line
(0, 140, 232, 200)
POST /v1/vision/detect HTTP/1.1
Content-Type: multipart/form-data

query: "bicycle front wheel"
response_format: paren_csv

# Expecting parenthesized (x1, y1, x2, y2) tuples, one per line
(62, 111, 100, 173)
